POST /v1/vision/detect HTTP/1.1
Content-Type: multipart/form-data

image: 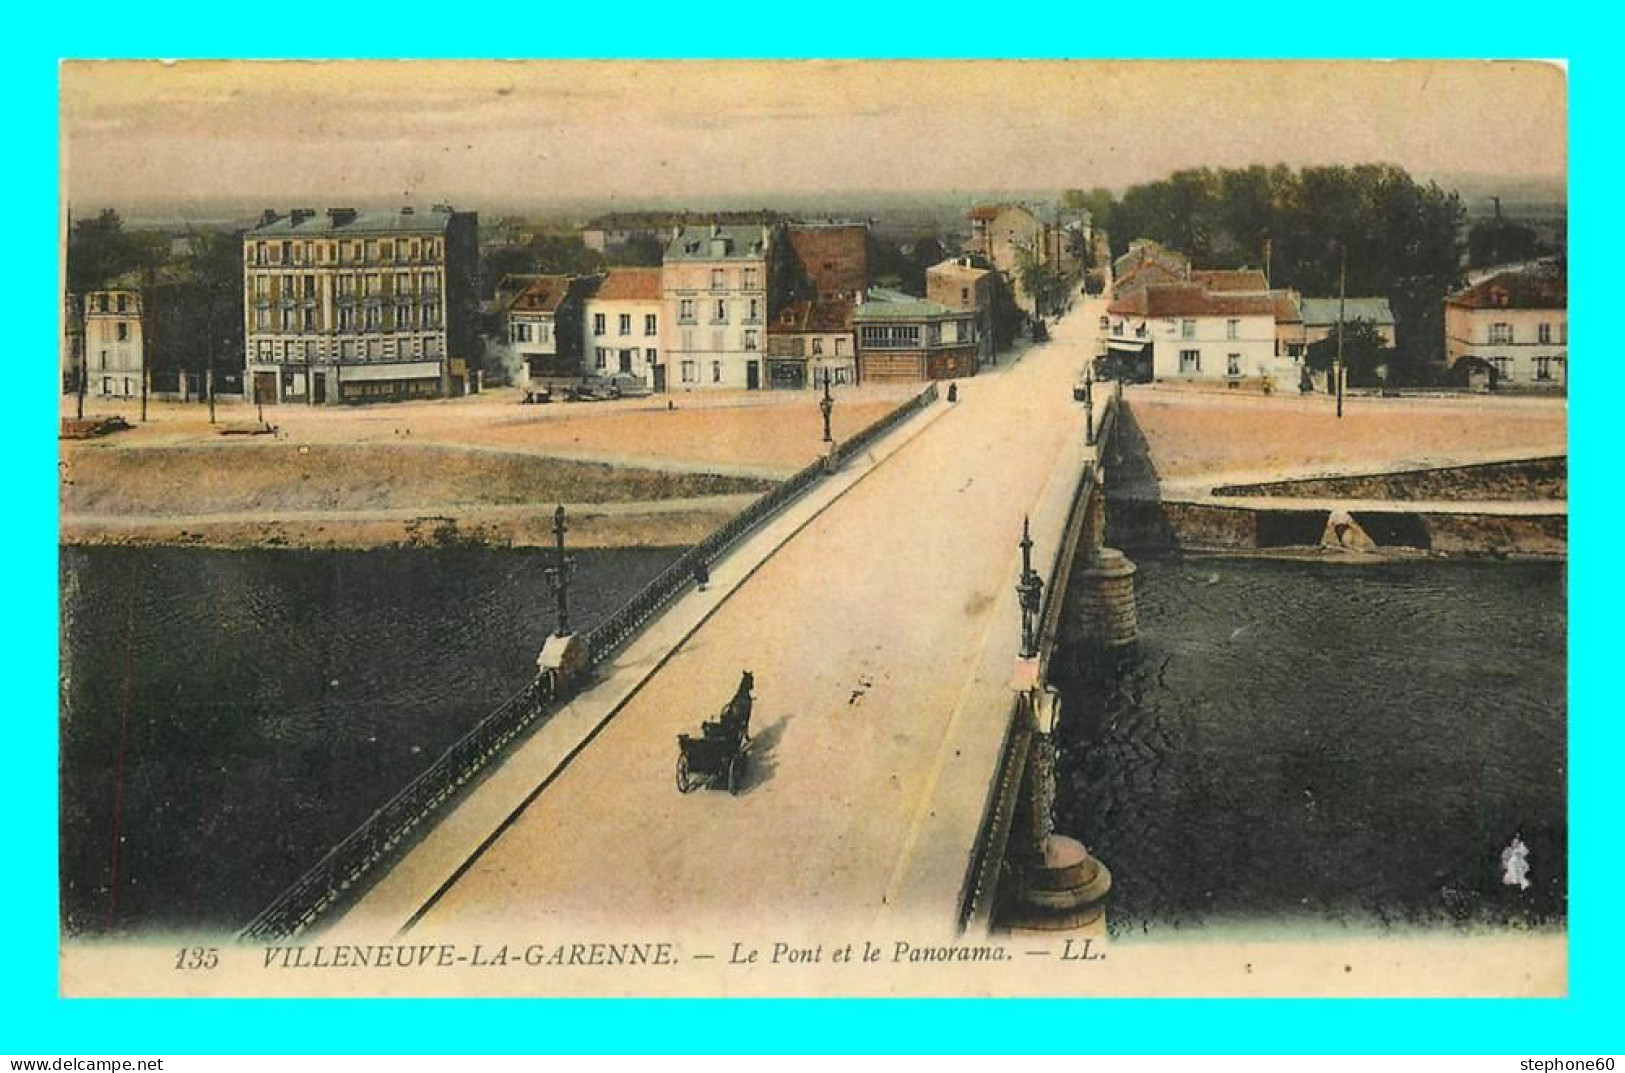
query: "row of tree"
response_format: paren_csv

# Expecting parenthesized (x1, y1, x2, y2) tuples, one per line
(1065, 164, 1468, 373)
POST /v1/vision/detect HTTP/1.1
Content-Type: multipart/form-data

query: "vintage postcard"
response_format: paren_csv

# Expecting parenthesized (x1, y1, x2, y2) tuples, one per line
(57, 59, 1567, 999)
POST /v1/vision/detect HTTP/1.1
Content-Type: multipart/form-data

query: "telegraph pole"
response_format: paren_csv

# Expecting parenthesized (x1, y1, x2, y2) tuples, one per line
(1335, 243, 1346, 420)
(141, 264, 154, 423)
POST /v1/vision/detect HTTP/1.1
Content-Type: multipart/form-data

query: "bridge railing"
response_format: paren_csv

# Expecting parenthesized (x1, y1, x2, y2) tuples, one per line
(583, 382, 939, 667)
(240, 674, 551, 942)
(958, 389, 1120, 931)
(240, 382, 941, 942)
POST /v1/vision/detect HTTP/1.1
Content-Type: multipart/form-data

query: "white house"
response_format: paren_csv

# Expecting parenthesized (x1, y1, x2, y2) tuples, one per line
(662, 224, 769, 391)
(582, 267, 663, 392)
(80, 289, 144, 398)
(1106, 283, 1286, 384)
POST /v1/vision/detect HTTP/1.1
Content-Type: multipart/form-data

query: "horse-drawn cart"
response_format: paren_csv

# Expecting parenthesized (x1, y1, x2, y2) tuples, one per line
(676, 671, 754, 795)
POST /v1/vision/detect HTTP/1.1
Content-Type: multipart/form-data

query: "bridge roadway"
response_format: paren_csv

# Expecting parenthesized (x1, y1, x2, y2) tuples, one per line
(335, 300, 1108, 944)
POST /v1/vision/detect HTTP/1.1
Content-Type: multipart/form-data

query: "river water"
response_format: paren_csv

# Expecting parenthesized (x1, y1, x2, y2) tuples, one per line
(1051, 555, 1567, 935)
(61, 546, 1566, 939)
(58, 544, 683, 937)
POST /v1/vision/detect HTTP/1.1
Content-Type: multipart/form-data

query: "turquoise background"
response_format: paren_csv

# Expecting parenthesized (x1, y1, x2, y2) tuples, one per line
(7, 4, 1611, 1053)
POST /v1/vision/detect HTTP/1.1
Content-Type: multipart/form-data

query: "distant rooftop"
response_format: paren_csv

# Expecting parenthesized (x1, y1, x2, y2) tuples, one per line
(249, 206, 465, 237)
(593, 267, 663, 302)
(854, 287, 962, 321)
(665, 224, 768, 262)
(1447, 269, 1567, 311)
(1299, 297, 1397, 327)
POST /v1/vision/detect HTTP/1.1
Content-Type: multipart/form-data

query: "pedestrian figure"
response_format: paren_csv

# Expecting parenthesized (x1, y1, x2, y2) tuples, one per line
(694, 560, 710, 592)
(947, 382, 958, 403)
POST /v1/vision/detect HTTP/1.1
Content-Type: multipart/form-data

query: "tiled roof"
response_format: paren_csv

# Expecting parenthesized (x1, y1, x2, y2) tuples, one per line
(1299, 297, 1397, 326)
(250, 207, 460, 236)
(967, 205, 1004, 221)
(1190, 269, 1269, 292)
(926, 257, 992, 279)
(509, 274, 576, 315)
(1272, 289, 1303, 325)
(594, 267, 663, 302)
(1115, 261, 1186, 293)
(1446, 270, 1567, 311)
(665, 225, 767, 262)
(1107, 284, 1276, 318)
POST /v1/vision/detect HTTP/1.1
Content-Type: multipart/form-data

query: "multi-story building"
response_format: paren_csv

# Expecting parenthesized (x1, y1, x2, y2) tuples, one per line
(62, 293, 85, 395)
(80, 289, 144, 399)
(852, 287, 978, 383)
(1112, 239, 1190, 297)
(925, 256, 996, 364)
(503, 274, 595, 396)
(583, 268, 663, 391)
(781, 222, 869, 302)
(1106, 283, 1285, 384)
(1445, 268, 1567, 388)
(242, 206, 478, 405)
(662, 224, 770, 391)
(967, 203, 1054, 314)
(766, 299, 856, 389)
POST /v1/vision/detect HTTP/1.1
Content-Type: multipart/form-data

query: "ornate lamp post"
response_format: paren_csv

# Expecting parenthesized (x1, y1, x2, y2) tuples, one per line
(543, 504, 576, 637)
(1016, 515, 1045, 659)
(818, 367, 834, 444)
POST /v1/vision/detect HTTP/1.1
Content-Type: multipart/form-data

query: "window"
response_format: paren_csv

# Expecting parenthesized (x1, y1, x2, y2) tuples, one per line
(645, 348, 658, 365)
(962, 287, 970, 303)
(304, 308, 316, 331)
(537, 323, 551, 343)
(365, 306, 381, 331)
(711, 268, 726, 290)
(834, 338, 846, 356)
(1226, 319, 1239, 340)
(1492, 356, 1513, 380)
(834, 367, 850, 385)
(595, 348, 608, 370)
(746, 298, 760, 323)
(812, 338, 824, 356)
(594, 313, 606, 336)
(282, 308, 296, 332)
(619, 313, 632, 336)
(98, 350, 107, 370)
(681, 360, 698, 384)
(645, 314, 658, 336)
(619, 349, 635, 373)
(679, 298, 696, 324)
(1181, 319, 1196, 340)
(859, 325, 921, 349)
(257, 308, 271, 330)
(1535, 356, 1563, 381)
(513, 323, 532, 343)
(395, 303, 410, 329)
(380, 242, 394, 261)
(1538, 323, 1553, 344)
(744, 330, 759, 351)
(712, 361, 722, 383)
(1489, 322, 1513, 345)
(396, 272, 411, 295)
(116, 294, 128, 313)
(339, 307, 355, 331)
(742, 268, 759, 290)
(1179, 349, 1201, 373)
(338, 276, 356, 297)
(1227, 353, 1241, 376)
(116, 323, 128, 342)
(713, 299, 728, 324)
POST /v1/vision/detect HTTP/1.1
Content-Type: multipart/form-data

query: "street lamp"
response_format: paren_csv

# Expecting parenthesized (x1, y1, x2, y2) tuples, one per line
(1016, 516, 1045, 659)
(543, 504, 576, 637)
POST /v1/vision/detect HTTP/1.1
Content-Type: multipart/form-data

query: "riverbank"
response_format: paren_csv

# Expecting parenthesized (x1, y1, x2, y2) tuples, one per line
(57, 387, 916, 550)
(1109, 386, 1568, 559)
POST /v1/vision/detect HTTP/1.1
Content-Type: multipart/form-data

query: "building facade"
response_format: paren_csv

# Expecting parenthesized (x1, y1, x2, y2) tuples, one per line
(967, 203, 1054, 314)
(925, 256, 996, 365)
(853, 288, 978, 383)
(1445, 269, 1567, 388)
(80, 289, 144, 399)
(662, 225, 770, 391)
(1106, 283, 1284, 384)
(583, 268, 663, 391)
(503, 274, 595, 396)
(766, 299, 856, 389)
(242, 206, 478, 405)
(1299, 297, 1399, 349)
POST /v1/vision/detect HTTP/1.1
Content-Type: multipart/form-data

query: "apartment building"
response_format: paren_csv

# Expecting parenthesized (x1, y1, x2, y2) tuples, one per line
(1445, 269, 1566, 389)
(662, 225, 770, 390)
(242, 206, 478, 405)
(583, 268, 663, 391)
(80, 289, 144, 399)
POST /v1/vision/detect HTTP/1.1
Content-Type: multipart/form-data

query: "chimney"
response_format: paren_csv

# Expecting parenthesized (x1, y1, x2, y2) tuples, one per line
(259, 209, 280, 227)
(326, 207, 358, 226)
(401, 206, 415, 216)
(290, 208, 316, 226)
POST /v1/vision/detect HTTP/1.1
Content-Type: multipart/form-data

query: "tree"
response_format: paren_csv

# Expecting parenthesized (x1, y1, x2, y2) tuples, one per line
(1305, 318, 1396, 388)
(67, 209, 167, 294)
(1468, 219, 1541, 268)
(1015, 248, 1067, 319)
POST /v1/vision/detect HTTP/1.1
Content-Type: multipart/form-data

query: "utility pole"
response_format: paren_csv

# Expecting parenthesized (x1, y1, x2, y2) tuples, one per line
(141, 264, 154, 423)
(544, 505, 576, 638)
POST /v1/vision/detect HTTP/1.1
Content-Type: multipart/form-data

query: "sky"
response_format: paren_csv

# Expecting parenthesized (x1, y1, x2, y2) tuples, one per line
(59, 60, 1568, 210)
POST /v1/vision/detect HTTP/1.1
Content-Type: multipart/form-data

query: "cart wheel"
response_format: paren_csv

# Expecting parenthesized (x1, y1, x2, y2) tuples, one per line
(726, 754, 744, 796)
(676, 752, 694, 794)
